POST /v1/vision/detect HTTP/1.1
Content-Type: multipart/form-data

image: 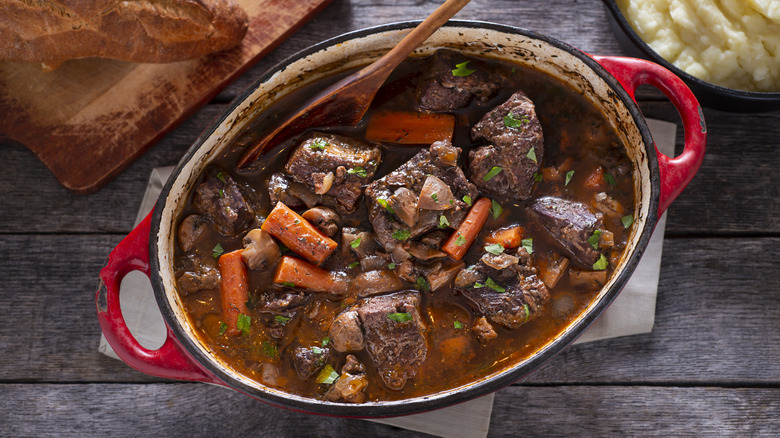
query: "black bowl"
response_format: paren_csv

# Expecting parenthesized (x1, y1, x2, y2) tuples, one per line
(602, 0, 780, 113)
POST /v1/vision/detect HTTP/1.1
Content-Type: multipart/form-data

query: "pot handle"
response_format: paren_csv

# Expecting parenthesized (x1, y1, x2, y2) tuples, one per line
(593, 55, 706, 215)
(96, 211, 219, 384)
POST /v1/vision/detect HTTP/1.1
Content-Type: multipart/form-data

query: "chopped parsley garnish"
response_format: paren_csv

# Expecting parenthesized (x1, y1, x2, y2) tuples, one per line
(315, 364, 339, 385)
(490, 199, 503, 219)
(451, 61, 475, 77)
(218, 189, 225, 198)
(593, 254, 609, 271)
(534, 172, 543, 182)
(483, 166, 503, 181)
(588, 230, 602, 250)
(605, 173, 617, 187)
(321, 337, 330, 347)
(526, 147, 538, 163)
(431, 193, 439, 203)
(211, 243, 224, 259)
(454, 320, 464, 329)
(503, 113, 529, 129)
(274, 315, 291, 324)
(293, 219, 300, 224)
(392, 229, 411, 241)
(261, 341, 278, 357)
(217, 321, 227, 336)
(347, 167, 368, 178)
(280, 281, 296, 287)
(388, 262, 397, 270)
(387, 312, 413, 323)
(216, 171, 227, 183)
(622, 214, 634, 229)
(473, 281, 485, 288)
(309, 139, 329, 151)
(485, 277, 506, 293)
(237, 314, 251, 336)
(523, 303, 530, 323)
(377, 198, 395, 214)
(565, 170, 575, 186)
(439, 215, 450, 229)
(416, 276, 430, 292)
(521, 237, 533, 254)
(348, 261, 360, 269)
(484, 243, 505, 255)
(350, 237, 361, 249)
(311, 346, 325, 355)
(454, 234, 467, 246)
(463, 195, 473, 206)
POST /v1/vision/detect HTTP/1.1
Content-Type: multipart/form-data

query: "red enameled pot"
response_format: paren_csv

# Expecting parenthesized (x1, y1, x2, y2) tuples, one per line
(97, 21, 706, 417)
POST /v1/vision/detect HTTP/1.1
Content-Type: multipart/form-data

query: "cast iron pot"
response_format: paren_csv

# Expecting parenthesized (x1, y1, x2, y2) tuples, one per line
(602, 0, 780, 113)
(97, 21, 706, 417)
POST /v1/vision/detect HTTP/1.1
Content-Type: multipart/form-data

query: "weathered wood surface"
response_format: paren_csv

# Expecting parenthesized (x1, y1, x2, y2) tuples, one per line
(1, 384, 778, 437)
(1, 0, 778, 436)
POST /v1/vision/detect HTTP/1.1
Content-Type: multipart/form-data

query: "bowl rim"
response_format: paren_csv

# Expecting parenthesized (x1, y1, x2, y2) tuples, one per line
(150, 19, 661, 417)
(601, 0, 780, 102)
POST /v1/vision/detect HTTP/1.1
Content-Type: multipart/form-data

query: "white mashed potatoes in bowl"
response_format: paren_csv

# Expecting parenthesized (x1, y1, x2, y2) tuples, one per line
(605, 0, 780, 111)
(617, 0, 780, 92)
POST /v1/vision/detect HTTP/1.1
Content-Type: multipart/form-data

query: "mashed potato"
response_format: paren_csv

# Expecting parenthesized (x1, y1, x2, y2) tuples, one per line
(618, 0, 780, 92)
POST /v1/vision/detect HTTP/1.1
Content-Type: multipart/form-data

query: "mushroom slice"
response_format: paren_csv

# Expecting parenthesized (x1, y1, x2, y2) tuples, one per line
(302, 206, 342, 237)
(242, 228, 281, 270)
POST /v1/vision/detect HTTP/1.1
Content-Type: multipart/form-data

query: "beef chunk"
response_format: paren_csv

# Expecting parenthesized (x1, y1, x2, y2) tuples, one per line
(355, 292, 427, 390)
(469, 91, 544, 200)
(259, 290, 307, 313)
(175, 253, 220, 295)
(329, 310, 365, 352)
(473, 316, 497, 343)
(350, 270, 406, 297)
(192, 168, 254, 236)
(285, 132, 382, 214)
(454, 254, 549, 329)
(293, 346, 331, 380)
(267, 172, 320, 209)
(416, 49, 502, 111)
(365, 140, 477, 259)
(528, 196, 603, 266)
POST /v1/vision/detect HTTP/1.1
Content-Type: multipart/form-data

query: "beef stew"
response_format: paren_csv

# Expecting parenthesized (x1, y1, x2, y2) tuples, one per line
(172, 49, 635, 403)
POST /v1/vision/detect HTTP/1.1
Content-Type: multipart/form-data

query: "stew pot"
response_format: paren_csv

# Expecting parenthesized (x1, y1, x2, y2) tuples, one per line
(97, 21, 706, 417)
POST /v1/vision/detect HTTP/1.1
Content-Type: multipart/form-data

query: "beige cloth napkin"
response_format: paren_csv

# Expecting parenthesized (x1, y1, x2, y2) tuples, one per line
(99, 119, 675, 438)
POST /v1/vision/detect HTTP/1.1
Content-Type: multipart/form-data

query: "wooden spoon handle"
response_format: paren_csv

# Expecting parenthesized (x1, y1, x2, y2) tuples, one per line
(361, 0, 472, 79)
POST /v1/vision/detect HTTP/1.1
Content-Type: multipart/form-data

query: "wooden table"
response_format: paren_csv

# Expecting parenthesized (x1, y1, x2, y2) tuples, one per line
(2, 1, 778, 435)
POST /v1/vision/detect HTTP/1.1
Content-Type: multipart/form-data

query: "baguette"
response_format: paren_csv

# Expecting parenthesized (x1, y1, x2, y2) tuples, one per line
(0, 0, 248, 69)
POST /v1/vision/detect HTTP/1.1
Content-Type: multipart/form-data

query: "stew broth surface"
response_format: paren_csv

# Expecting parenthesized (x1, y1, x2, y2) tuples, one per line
(173, 53, 635, 402)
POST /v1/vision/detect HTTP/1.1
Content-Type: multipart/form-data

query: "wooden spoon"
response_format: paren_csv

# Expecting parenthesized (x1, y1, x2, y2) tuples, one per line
(237, 0, 471, 168)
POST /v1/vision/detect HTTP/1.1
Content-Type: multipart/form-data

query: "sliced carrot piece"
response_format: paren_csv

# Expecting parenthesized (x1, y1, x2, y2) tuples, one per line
(261, 202, 338, 265)
(584, 166, 607, 190)
(483, 225, 524, 248)
(442, 197, 492, 261)
(364, 110, 455, 144)
(273, 255, 345, 294)
(218, 250, 249, 337)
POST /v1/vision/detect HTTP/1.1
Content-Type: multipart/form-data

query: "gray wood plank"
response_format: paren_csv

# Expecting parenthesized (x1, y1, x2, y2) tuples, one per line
(1, 234, 778, 385)
(1, 383, 778, 437)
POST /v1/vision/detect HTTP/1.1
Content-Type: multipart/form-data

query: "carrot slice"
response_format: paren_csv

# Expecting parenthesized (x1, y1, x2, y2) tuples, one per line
(483, 225, 524, 248)
(218, 250, 249, 337)
(584, 166, 606, 190)
(273, 255, 345, 294)
(442, 197, 492, 261)
(364, 110, 455, 144)
(261, 202, 338, 265)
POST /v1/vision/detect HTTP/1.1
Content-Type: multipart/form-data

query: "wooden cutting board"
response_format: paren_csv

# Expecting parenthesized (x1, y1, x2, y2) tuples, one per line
(0, 0, 332, 193)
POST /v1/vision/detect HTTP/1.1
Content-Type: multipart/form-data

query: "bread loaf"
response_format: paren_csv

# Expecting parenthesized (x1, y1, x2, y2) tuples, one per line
(0, 0, 248, 68)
